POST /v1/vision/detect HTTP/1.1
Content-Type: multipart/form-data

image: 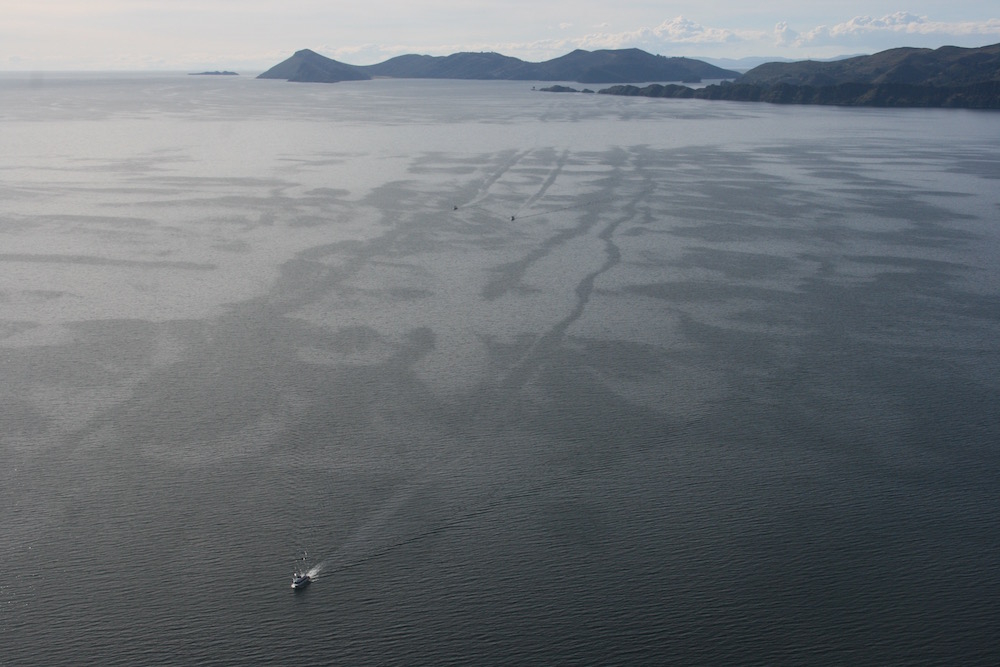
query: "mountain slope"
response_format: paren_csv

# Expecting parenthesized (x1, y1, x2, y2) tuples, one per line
(257, 49, 371, 83)
(363, 52, 531, 79)
(531, 48, 733, 83)
(739, 43, 1000, 87)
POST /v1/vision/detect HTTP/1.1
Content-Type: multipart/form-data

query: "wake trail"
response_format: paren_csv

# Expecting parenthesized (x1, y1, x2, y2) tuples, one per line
(321, 465, 588, 577)
(461, 149, 531, 214)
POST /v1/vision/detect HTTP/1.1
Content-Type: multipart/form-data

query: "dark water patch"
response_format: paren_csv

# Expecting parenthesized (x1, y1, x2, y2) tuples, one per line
(480, 332, 540, 375)
(67, 150, 192, 174)
(141, 175, 291, 189)
(210, 239, 251, 252)
(950, 156, 1000, 179)
(664, 216, 829, 244)
(325, 325, 383, 353)
(8, 212, 158, 229)
(0, 253, 215, 270)
(1, 319, 158, 390)
(574, 338, 668, 380)
(386, 287, 434, 300)
(628, 280, 797, 304)
(845, 254, 969, 271)
(303, 186, 351, 197)
(13, 289, 71, 301)
(675, 247, 798, 280)
(832, 186, 978, 224)
(0, 320, 42, 338)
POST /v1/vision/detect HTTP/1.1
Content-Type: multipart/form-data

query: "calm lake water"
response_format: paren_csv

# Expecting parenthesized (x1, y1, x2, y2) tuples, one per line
(2, 72, 999, 665)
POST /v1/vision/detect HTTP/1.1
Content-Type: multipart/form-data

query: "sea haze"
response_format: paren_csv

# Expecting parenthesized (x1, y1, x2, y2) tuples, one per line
(2, 73, 999, 666)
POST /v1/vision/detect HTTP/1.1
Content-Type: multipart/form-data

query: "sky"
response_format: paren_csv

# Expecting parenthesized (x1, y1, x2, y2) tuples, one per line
(2, 1, 999, 71)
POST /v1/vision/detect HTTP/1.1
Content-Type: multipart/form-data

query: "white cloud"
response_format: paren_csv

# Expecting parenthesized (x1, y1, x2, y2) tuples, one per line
(773, 21, 798, 47)
(488, 15, 767, 58)
(793, 12, 1000, 47)
(579, 16, 757, 49)
(537, 13, 1000, 60)
(648, 16, 744, 43)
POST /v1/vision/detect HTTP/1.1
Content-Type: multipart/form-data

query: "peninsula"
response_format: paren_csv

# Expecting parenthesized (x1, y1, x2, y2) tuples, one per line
(598, 42, 1000, 109)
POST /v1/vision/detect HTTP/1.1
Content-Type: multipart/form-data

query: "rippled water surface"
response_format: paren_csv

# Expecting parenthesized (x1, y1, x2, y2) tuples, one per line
(2, 73, 999, 665)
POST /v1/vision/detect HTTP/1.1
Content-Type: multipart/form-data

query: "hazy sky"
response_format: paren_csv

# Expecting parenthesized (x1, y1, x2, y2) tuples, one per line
(2, 1, 999, 70)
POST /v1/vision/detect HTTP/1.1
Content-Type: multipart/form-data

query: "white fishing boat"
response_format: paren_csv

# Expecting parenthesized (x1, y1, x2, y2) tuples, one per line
(291, 552, 312, 589)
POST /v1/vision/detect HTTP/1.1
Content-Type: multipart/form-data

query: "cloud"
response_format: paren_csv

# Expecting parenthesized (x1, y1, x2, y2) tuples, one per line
(580, 16, 757, 50)
(487, 16, 768, 58)
(792, 12, 1000, 47)
(539, 12, 1000, 60)
(649, 16, 745, 43)
(773, 21, 798, 47)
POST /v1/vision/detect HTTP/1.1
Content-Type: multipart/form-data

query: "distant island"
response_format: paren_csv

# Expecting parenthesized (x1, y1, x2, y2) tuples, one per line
(189, 71, 238, 76)
(597, 43, 1000, 110)
(537, 85, 594, 94)
(257, 48, 738, 84)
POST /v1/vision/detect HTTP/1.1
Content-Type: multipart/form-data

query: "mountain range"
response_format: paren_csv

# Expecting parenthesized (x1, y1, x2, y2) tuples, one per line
(257, 48, 739, 84)
(256, 43, 1000, 109)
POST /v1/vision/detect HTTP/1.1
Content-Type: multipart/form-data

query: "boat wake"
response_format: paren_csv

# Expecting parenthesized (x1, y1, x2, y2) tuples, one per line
(311, 447, 593, 580)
